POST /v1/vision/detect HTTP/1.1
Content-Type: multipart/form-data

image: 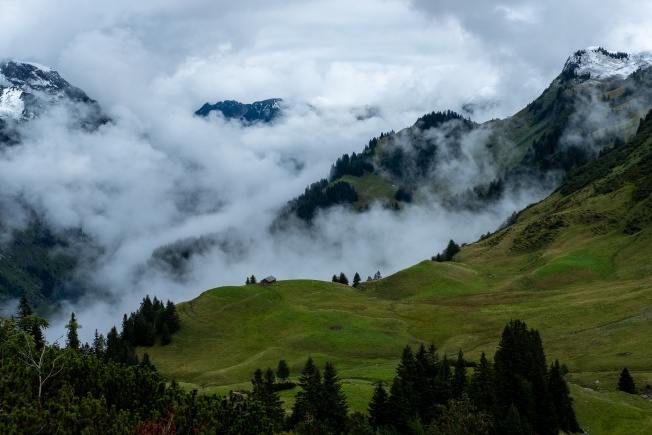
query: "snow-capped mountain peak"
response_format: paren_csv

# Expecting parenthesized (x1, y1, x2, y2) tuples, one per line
(0, 59, 96, 121)
(562, 47, 652, 81)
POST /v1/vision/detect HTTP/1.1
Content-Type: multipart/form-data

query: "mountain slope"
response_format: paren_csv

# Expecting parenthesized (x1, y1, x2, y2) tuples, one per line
(142, 107, 652, 432)
(278, 47, 652, 224)
(0, 60, 107, 307)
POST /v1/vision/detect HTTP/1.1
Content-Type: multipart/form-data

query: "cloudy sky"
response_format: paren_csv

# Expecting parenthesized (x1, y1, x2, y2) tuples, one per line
(2, 0, 652, 340)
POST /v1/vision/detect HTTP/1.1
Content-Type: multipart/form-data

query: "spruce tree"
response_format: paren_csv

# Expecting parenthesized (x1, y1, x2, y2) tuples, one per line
(164, 300, 180, 333)
(434, 354, 452, 405)
(468, 352, 496, 415)
(65, 312, 81, 351)
(368, 382, 391, 430)
(618, 367, 636, 394)
(263, 368, 285, 429)
(502, 404, 532, 435)
(160, 323, 172, 345)
(17, 293, 46, 349)
(105, 326, 122, 362)
(494, 320, 557, 435)
(444, 239, 461, 261)
(387, 376, 410, 433)
(548, 359, 580, 432)
(452, 349, 467, 398)
(276, 359, 290, 382)
(353, 272, 361, 287)
(92, 329, 106, 358)
(290, 357, 322, 428)
(141, 295, 155, 323)
(339, 272, 349, 285)
(321, 361, 348, 434)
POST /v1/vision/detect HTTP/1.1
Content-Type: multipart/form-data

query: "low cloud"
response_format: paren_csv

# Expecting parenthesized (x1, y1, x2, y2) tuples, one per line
(1, 0, 651, 341)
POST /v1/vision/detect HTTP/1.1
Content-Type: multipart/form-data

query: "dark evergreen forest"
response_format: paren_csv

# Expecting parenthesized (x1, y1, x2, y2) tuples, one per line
(0, 294, 582, 434)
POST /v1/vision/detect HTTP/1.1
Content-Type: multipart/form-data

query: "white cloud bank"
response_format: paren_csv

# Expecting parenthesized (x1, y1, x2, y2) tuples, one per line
(0, 0, 651, 340)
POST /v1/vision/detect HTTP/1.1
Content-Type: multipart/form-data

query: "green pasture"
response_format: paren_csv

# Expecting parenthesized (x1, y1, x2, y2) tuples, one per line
(141, 136, 652, 433)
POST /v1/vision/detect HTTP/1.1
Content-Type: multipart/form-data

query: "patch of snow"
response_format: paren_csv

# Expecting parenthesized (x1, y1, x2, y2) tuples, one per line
(18, 60, 53, 73)
(0, 87, 25, 120)
(566, 47, 652, 80)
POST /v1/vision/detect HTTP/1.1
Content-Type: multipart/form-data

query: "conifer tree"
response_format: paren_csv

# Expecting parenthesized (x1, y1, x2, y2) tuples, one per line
(494, 320, 557, 435)
(353, 272, 361, 287)
(17, 293, 46, 349)
(321, 361, 349, 434)
(338, 272, 349, 285)
(434, 354, 452, 404)
(141, 295, 155, 323)
(290, 357, 322, 427)
(387, 376, 410, 433)
(502, 404, 532, 435)
(617, 367, 636, 394)
(368, 382, 391, 430)
(263, 368, 285, 429)
(548, 359, 580, 432)
(276, 359, 290, 382)
(160, 323, 172, 345)
(65, 312, 81, 351)
(105, 326, 121, 362)
(92, 329, 106, 358)
(468, 352, 496, 415)
(164, 300, 181, 333)
(452, 349, 467, 398)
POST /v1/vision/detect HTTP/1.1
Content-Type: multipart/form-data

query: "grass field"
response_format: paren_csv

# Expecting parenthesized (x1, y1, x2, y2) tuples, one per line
(141, 130, 652, 434)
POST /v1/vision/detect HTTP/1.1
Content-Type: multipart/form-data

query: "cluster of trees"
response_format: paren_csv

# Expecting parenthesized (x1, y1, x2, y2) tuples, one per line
(329, 151, 374, 181)
(432, 239, 461, 262)
(368, 319, 580, 434)
(0, 298, 287, 434)
(445, 178, 506, 211)
(415, 110, 472, 131)
(2, 300, 585, 434)
(280, 179, 359, 223)
(246, 275, 257, 284)
(332, 271, 382, 287)
(120, 295, 181, 348)
(595, 47, 629, 60)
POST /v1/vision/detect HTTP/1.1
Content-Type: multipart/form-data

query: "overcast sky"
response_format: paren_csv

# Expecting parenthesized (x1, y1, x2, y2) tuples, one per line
(3, 0, 651, 122)
(2, 0, 652, 340)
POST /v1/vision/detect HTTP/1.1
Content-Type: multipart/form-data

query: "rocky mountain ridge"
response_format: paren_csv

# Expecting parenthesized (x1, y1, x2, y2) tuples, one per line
(195, 98, 283, 123)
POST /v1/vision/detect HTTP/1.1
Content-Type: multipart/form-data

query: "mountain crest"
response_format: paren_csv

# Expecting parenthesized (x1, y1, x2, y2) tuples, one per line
(195, 98, 283, 123)
(562, 47, 652, 81)
(0, 59, 96, 121)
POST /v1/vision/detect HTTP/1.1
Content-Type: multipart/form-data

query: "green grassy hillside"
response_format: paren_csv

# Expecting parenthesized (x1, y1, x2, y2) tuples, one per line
(142, 112, 652, 433)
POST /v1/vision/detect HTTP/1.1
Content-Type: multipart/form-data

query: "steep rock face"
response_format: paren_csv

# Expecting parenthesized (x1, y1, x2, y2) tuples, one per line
(0, 60, 99, 120)
(195, 98, 283, 123)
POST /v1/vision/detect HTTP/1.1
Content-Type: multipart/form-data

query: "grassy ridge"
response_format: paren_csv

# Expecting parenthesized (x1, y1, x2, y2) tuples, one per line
(142, 115, 652, 433)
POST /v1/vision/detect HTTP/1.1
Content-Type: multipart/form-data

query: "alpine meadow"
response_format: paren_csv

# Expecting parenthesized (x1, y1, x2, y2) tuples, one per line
(3, 2, 652, 433)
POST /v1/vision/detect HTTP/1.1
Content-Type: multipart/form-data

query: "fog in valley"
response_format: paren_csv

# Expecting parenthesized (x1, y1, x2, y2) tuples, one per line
(1, 0, 651, 341)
